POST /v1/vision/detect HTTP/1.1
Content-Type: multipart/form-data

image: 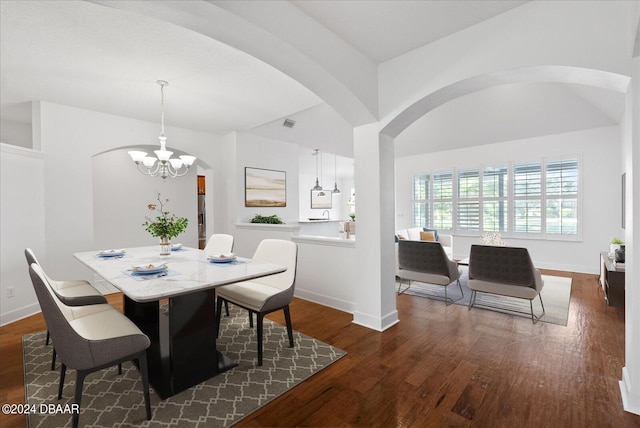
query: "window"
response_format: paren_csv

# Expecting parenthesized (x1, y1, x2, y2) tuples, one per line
(457, 169, 479, 231)
(482, 166, 508, 232)
(513, 163, 542, 233)
(545, 159, 578, 235)
(432, 171, 453, 230)
(412, 174, 430, 228)
(412, 156, 579, 239)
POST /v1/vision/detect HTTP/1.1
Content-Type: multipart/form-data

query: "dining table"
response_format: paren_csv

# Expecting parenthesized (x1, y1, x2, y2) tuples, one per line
(74, 245, 286, 398)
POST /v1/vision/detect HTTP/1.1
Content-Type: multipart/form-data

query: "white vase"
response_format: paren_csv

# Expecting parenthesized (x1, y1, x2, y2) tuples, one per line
(610, 244, 621, 257)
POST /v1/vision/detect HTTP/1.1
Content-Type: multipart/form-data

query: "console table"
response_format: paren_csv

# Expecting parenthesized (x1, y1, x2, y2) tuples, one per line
(599, 252, 625, 309)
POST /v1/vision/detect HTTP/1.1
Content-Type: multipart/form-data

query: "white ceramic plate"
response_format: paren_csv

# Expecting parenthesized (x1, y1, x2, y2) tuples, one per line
(132, 263, 167, 274)
(97, 249, 125, 257)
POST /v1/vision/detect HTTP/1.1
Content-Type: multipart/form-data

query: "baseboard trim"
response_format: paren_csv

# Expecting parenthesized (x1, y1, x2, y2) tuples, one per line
(620, 367, 640, 415)
(294, 289, 354, 314)
(0, 302, 41, 327)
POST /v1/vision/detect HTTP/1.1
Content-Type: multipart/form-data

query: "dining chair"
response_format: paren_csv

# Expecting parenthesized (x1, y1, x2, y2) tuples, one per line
(215, 239, 298, 366)
(204, 233, 234, 255)
(25, 248, 108, 369)
(28, 263, 152, 428)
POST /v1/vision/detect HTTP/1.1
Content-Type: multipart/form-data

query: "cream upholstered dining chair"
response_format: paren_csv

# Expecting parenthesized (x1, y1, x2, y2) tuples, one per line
(215, 239, 298, 366)
(29, 263, 152, 428)
(204, 233, 234, 255)
(25, 248, 108, 369)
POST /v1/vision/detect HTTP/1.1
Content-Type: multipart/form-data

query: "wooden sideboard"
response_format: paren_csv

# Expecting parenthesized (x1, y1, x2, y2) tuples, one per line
(599, 252, 625, 309)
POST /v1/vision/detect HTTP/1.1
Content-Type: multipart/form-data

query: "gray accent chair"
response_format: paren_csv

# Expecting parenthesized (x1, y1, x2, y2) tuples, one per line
(468, 244, 545, 323)
(215, 239, 298, 366)
(25, 248, 108, 370)
(29, 263, 152, 428)
(396, 240, 463, 305)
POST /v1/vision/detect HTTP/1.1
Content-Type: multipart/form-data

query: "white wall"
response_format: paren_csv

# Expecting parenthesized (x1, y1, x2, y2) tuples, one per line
(235, 132, 300, 224)
(395, 126, 622, 274)
(297, 150, 352, 222)
(0, 145, 45, 325)
(92, 148, 199, 250)
(0, 102, 221, 325)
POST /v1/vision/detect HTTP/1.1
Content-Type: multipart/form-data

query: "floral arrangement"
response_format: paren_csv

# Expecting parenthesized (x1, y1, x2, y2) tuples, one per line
(481, 232, 507, 246)
(143, 193, 188, 240)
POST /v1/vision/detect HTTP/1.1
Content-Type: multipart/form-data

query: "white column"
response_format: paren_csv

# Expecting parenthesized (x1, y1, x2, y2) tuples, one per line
(352, 124, 399, 331)
(620, 49, 640, 416)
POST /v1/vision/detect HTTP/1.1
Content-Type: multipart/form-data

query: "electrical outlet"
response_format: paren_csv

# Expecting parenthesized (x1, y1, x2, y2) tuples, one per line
(7, 287, 15, 298)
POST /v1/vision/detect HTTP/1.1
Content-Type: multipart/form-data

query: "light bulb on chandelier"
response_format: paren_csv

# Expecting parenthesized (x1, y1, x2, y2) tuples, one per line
(128, 80, 196, 180)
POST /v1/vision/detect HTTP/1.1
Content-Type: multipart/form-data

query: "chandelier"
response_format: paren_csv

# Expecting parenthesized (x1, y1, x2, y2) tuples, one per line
(128, 80, 196, 180)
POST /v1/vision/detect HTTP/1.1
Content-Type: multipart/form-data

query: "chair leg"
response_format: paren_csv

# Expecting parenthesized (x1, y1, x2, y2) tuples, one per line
(51, 347, 57, 370)
(283, 305, 294, 348)
(58, 363, 66, 399)
(397, 278, 411, 295)
(468, 290, 477, 310)
(45, 330, 50, 346)
(138, 352, 152, 421)
(257, 314, 264, 366)
(215, 297, 224, 338)
(72, 370, 87, 428)
(457, 279, 464, 297)
(248, 310, 253, 328)
(118, 363, 122, 375)
(224, 300, 229, 316)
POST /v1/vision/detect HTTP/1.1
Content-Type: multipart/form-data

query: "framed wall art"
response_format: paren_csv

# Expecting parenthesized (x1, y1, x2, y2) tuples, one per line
(245, 167, 286, 207)
(311, 190, 332, 209)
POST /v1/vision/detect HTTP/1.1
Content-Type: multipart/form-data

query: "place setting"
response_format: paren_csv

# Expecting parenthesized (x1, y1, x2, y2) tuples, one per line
(124, 262, 180, 281)
(205, 252, 245, 266)
(93, 248, 130, 259)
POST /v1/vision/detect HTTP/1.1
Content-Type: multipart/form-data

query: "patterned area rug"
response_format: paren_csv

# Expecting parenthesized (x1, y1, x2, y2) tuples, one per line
(400, 269, 572, 326)
(24, 305, 346, 427)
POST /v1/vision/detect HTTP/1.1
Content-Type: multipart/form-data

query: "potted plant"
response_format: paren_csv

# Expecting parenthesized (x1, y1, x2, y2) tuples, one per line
(143, 193, 188, 255)
(610, 237, 624, 257)
(250, 214, 285, 224)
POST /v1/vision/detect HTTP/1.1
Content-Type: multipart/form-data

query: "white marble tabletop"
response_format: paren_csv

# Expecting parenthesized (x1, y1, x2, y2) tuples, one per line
(74, 246, 286, 303)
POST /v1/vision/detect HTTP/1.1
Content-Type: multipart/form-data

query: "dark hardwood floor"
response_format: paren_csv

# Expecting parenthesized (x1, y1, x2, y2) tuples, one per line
(1, 270, 639, 427)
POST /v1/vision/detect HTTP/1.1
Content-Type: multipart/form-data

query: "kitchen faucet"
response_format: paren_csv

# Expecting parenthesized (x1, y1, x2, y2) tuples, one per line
(322, 210, 330, 219)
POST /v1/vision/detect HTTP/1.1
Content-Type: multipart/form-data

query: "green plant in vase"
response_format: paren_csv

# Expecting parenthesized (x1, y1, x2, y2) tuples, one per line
(143, 193, 188, 254)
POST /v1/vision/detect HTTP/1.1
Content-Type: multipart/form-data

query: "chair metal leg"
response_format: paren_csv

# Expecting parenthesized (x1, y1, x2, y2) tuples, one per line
(468, 290, 477, 310)
(249, 310, 253, 328)
(457, 279, 464, 297)
(138, 352, 152, 421)
(397, 278, 411, 295)
(72, 370, 87, 428)
(118, 363, 122, 375)
(283, 305, 294, 348)
(215, 297, 224, 338)
(224, 300, 229, 316)
(51, 347, 57, 370)
(45, 330, 50, 346)
(58, 363, 66, 399)
(530, 294, 546, 324)
(257, 314, 264, 366)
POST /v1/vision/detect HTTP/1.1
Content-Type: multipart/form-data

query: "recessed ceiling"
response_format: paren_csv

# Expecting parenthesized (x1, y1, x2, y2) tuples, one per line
(0, 0, 627, 158)
(0, 0, 322, 135)
(290, 0, 529, 63)
(395, 82, 625, 157)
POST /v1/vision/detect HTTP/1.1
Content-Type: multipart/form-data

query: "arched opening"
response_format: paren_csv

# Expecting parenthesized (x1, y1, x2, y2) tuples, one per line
(92, 146, 211, 250)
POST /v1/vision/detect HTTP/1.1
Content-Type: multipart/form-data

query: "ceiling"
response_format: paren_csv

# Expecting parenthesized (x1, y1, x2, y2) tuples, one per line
(0, 0, 626, 158)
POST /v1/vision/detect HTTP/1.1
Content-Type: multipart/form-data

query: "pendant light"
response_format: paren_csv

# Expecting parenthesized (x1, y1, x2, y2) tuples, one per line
(332, 154, 341, 194)
(312, 149, 323, 192)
